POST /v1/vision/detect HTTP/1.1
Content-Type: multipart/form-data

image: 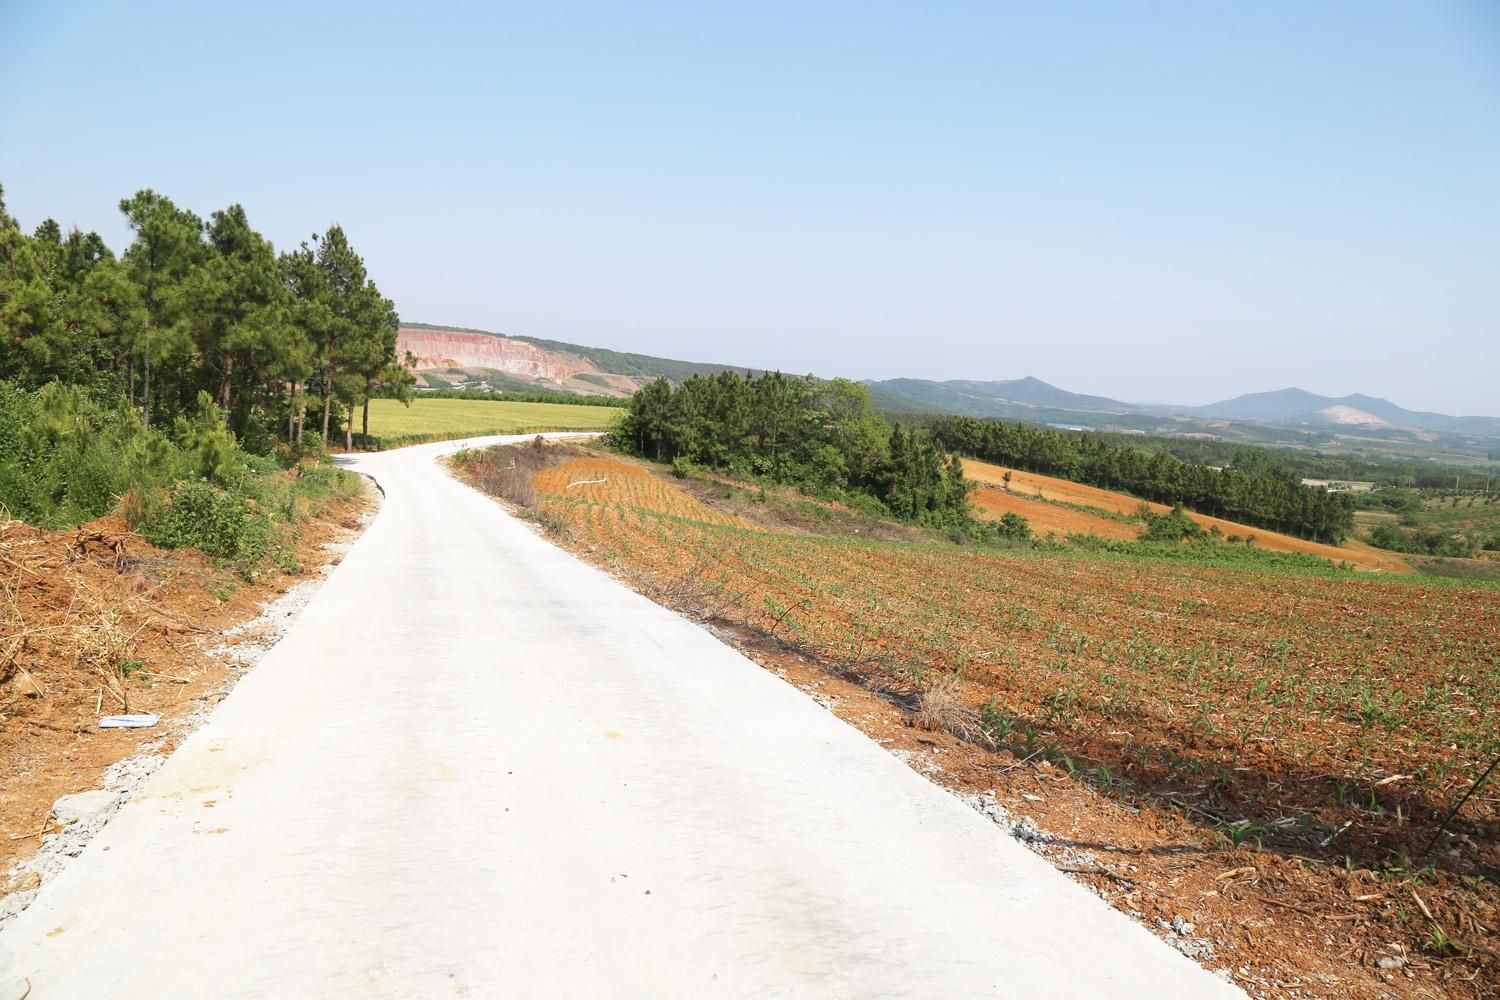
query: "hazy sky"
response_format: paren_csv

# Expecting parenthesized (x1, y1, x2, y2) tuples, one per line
(2, 2, 1497, 414)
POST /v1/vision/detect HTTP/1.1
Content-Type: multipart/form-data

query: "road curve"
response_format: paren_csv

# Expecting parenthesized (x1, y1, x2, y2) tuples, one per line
(0, 436, 1243, 999)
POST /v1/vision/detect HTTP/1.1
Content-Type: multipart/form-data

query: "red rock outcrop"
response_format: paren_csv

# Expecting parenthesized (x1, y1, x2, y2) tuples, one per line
(397, 328, 592, 380)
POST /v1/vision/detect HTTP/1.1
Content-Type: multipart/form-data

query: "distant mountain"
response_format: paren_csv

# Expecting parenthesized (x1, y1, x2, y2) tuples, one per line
(866, 377, 1147, 419)
(865, 377, 1500, 449)
(1184, 388, 1500, 436)
(398, 323, 1498, 446)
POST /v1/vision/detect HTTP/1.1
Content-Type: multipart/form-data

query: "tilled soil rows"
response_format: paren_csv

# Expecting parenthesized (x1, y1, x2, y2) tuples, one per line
(473, 449, 1499, 999)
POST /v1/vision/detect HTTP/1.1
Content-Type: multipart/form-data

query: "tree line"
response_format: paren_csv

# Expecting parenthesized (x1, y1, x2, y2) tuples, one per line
(1083, 430, 1496, 491)
(0, 183, 408, 450)
(614, 371, 971, 526)
(930, 416, 1356, 543)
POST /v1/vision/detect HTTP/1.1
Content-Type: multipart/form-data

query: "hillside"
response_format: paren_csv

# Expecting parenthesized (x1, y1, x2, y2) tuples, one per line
(1184, 387, 1500, 435)
(866, 377, 1144, 417)
(869, 377, 1500, 438)
(397, 327, 1499, 463)
(399, 323, 752, 396)
(868, 377, 1500, 466)
(961, 459, 1410, 572)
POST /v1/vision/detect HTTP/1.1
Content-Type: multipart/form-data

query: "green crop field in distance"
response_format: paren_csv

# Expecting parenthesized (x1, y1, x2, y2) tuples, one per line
(364, 398, 623, 448)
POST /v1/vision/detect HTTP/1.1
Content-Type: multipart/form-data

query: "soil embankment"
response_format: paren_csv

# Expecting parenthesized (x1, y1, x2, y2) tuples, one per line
(1, 485, 375, 905)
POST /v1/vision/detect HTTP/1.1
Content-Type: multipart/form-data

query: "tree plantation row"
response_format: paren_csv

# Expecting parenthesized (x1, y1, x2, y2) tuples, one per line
(0, 184, 409, 451)
(931, 416, 1356, 544)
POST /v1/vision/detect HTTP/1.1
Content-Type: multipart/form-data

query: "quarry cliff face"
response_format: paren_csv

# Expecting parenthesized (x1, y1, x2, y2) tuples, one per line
(397, 328, 589, 380)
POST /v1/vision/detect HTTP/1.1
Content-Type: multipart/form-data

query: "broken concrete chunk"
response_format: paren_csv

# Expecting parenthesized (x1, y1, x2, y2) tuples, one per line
(51, 790, 124, 828)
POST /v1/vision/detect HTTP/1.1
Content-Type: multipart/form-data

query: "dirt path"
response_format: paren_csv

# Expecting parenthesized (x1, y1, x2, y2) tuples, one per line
(0, 435, 1241, 999)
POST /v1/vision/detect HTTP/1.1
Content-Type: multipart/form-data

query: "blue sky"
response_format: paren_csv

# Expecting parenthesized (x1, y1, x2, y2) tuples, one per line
(2, 1, 1497, 413)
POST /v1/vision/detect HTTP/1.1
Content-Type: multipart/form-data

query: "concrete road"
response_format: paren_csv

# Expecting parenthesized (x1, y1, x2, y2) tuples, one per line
(0, 436, 1243, 999)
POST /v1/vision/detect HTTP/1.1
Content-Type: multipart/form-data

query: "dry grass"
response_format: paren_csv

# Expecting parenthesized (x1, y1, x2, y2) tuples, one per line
(913, 674, 979, 740)
(0, 571, 26, 685)
(457, 437, 585, 508)
(0, 562, 76, 692)
(3, 523, 156, 715)
(69, 593, 149, 713)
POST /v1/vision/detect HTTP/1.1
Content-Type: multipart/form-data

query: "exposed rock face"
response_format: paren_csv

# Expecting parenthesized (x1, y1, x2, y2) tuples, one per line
(1317, 405, 1392, 429)
(397, 328, 591, 380)
(1315, 405, 1437, 441)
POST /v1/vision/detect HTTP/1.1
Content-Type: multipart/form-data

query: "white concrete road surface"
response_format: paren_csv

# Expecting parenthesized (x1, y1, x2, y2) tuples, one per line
(1, 436, 1243, 999)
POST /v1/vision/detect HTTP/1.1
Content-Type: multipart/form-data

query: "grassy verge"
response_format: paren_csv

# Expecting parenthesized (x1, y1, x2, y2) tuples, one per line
(1403, 555, 1500, 583)
(1063, 532, 1361, 576)
(0, 381, 363, 579)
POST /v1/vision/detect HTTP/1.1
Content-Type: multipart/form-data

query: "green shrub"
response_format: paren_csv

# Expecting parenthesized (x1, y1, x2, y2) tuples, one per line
(140, 479, 271, 563)
(0, 381, 360, 578)
(843, 492, 892, 519)
(997, 512, 1031, 540)
(1140, 505, 1206, 543)
(1368, 523, 1477, 558)
(173, 393, 240, 485)
(292, 461, 360, 501)
(0, 382, 154, 528)
(1066, 531, 1349, 574)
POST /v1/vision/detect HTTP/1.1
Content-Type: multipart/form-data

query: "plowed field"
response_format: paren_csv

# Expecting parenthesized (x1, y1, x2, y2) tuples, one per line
(963, 459, 1410, 572)
(460, 445, 1500, 997)
(531, 456, 752, 528)
(535, 457, 1497, 858)
(970, 484, 1138, 540)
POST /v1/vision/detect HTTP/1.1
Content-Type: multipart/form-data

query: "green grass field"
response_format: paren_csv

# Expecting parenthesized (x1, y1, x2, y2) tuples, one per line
(364, 398, 622, 448)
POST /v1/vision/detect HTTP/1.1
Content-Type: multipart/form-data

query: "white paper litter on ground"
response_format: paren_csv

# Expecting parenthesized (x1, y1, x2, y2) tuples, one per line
(98, 714, 160, 729)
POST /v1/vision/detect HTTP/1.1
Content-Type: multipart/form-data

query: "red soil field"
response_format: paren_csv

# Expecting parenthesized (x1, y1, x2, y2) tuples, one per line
(485, 450, 1500, 998)
(969, 484, 1138, 540)
(962, 459, 1410, 572)
(455, 444, 1500, 997)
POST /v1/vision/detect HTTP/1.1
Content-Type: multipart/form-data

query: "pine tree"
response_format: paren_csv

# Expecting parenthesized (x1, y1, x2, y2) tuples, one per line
(118, 190, 204, 427)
